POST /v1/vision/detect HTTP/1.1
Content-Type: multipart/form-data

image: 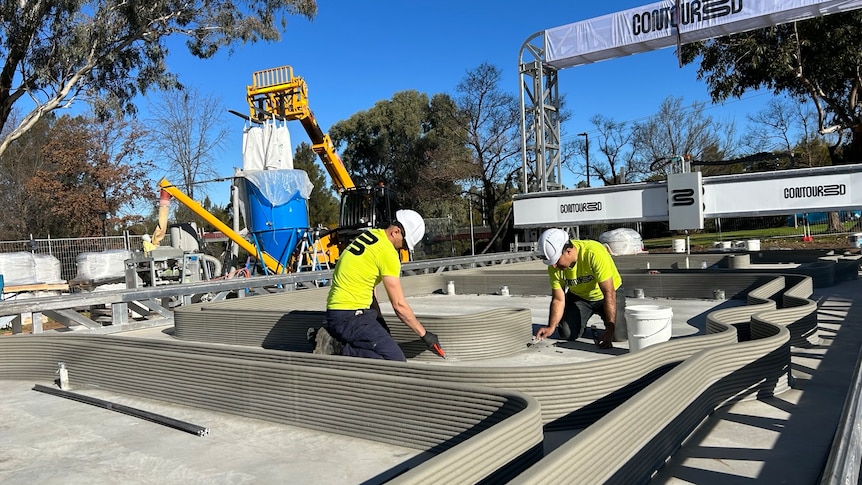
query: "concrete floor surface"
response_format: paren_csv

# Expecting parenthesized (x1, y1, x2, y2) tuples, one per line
(2, 274, 860, 484)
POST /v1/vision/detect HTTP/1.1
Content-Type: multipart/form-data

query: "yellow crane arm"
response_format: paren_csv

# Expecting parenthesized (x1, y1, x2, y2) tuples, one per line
(246, 66, 355, 192)
(158, 179, 286, 274)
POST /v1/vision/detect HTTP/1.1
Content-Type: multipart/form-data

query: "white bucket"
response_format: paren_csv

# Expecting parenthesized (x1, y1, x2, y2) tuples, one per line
(672, 239, 685, 253)
(746, 239, 761, 251)
(625, 304, 673, 352)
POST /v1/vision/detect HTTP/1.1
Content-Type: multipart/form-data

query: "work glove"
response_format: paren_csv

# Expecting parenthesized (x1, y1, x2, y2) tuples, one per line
(421, 331, 440, 348)
(421, 331, 446, 359)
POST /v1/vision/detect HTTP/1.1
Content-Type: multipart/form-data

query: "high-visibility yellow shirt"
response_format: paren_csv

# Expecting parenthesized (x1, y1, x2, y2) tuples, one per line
(547, 239, 622, 301)
(327, 228, 401, 310)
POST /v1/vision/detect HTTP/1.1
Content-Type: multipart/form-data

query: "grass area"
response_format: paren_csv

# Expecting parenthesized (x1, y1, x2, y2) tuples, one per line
(644, 222, 861, 252)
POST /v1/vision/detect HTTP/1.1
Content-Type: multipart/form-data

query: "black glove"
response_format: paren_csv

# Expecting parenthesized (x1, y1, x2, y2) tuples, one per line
(421, 331, 440, 349)
(422, 331, 446, 359)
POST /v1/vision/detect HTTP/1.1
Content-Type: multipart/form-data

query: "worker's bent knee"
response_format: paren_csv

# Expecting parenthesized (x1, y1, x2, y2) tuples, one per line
(557, 321, 572, 340)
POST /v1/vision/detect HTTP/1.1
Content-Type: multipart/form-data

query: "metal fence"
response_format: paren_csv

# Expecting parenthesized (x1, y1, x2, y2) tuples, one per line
(421, 217, 494, 259)
(3, 213, 860, 282)
(574, 214, 862, 248)
(0, 232, 151, 282)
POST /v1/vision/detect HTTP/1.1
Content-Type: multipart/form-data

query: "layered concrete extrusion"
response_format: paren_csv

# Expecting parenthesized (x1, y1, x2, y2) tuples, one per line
(0, 335, 543, 484)
(0, 252, 856, 484)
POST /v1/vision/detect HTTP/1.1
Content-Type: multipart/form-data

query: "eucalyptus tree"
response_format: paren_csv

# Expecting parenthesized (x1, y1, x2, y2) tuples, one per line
(0, 0, 317, 158)
(682, 10, 862, 164)
(329, 90, 471, 218)
(293, 142, 338, 227)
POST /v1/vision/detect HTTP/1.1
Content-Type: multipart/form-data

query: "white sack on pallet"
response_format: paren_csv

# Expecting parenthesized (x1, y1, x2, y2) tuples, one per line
(33, 254, 63, 283)
(75, 249, 132, 281)
(0, 252, 38, 285)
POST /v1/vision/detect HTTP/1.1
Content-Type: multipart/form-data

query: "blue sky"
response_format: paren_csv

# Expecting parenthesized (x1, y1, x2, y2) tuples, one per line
(156, 0, 774, 204)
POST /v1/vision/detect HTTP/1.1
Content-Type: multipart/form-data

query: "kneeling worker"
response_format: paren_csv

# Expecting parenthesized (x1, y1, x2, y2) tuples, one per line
(317, 209, 445, 360)
(534, 228, 625, 349)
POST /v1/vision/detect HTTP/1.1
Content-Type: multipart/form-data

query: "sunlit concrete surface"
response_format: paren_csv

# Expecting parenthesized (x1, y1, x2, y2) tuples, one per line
(652, 275, 862, 484)
(0, 381, 420, 485)
(1, 263, 860, 484)
(0, 294, 721, 485)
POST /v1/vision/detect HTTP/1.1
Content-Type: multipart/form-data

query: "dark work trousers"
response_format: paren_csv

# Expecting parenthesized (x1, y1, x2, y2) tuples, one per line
(558, 287, 626, 341)
(370, 296, 391, 334)
(325, 308, 406, 361)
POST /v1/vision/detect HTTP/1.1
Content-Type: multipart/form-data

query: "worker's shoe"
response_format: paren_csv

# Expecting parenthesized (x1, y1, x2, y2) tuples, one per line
(313, 327, 342, 355)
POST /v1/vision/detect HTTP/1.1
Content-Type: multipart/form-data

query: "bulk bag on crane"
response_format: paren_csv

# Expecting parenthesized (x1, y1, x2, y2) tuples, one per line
(242, 119, 293, 171)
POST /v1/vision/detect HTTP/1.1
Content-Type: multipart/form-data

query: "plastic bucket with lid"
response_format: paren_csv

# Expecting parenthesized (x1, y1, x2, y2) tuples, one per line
(625, 304, 673, 352)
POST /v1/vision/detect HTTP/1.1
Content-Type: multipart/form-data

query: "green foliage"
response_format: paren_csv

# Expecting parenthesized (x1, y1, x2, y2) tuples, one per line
(0, 0, 317, 158)
(292, 142, 338, 227)
(330, 90, 426, 189)
(328, 90, 471, 215)
(681, 11, 862, 164)
(172, 196, 229, 232)
(304, 63, 522, 254)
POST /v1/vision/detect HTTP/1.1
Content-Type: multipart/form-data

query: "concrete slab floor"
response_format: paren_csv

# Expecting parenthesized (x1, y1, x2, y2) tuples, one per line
(0, 379, 419, 485)
(3, 274, 859, 484)
(0, 294, 729, 485)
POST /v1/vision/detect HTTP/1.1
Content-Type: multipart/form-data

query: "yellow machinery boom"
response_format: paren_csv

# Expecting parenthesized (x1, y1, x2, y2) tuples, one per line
(158, 179, 286, 274)
(246, 66, 354, 193)
(154, 67, 404, 277)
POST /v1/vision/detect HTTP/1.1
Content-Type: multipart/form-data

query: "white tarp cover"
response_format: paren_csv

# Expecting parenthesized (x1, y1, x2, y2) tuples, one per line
(545, 0, 862, 69)
(599, 228, 645, 255)
(0, 253, 62, 285)
(242, 119, 294, 171)
(32, 254, 62, 283)
(239, 169, 314, 207)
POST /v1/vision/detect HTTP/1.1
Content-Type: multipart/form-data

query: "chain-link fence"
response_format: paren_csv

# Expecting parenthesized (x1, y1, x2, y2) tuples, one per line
(0, 232, 154, 282)
(571, 213, 862, 250)
(418, 217, 494, 259)
(3, 211, 860, 282)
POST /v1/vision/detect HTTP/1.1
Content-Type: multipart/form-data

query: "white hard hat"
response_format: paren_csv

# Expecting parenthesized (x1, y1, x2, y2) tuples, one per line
(142, 234, 151, 242)
(396, 209, 425, 251)
(538, 228, 570, 265)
